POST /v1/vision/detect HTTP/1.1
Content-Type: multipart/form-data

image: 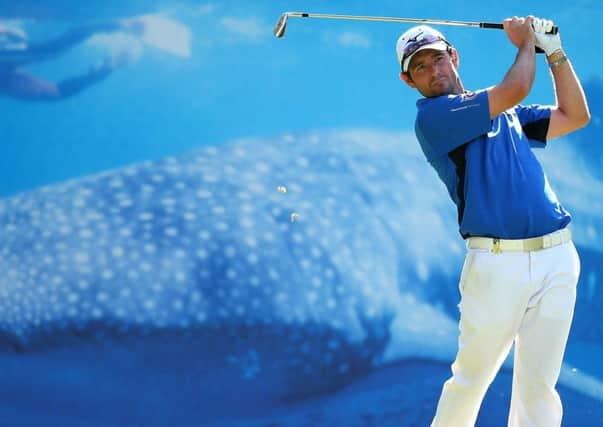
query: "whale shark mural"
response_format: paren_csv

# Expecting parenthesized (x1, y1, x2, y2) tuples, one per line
(0, 129, 601, 426)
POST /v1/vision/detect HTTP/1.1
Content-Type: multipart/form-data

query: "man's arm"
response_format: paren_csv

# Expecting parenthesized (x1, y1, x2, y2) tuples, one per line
(487, 17, 536, 119)
(544, 50, 590, 139)
(531, 19, 590, 139)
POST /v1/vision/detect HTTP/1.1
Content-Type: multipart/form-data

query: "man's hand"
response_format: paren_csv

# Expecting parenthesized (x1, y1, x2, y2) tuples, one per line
(532, 18, 562, 56)
(503, 16, 535, 50)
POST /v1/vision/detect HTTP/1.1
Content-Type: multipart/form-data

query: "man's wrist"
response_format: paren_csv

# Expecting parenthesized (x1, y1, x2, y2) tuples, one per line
(520, 38, 536, 51)
(547, 49, 567, 69)
(546, 48, 564, 61)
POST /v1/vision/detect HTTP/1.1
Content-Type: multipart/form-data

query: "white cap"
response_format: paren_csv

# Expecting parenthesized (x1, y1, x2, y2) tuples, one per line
(396, 25, 450, 73)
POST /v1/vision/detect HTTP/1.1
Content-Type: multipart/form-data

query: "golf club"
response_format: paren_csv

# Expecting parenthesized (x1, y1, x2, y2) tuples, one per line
(274, 12, 558, 38)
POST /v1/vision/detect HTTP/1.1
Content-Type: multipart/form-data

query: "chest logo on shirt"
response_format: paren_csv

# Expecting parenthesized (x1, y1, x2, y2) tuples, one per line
(461, 91, 477, 102)
(487, 119, 500, 138)
(487, 111, 522, 138)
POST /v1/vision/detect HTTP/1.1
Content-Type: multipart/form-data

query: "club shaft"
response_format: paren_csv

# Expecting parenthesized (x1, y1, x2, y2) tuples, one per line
(287, 12, 490, 30)
(284, 12, 558, 34)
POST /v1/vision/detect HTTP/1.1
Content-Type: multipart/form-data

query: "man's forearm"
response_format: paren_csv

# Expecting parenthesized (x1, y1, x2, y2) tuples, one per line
(504, 40, 536, 96)
(488, 40, 536, 118)
(548, 49, 590, 126)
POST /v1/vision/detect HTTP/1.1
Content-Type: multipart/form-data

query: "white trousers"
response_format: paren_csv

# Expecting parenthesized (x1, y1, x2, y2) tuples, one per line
(431, 241, 580, 427)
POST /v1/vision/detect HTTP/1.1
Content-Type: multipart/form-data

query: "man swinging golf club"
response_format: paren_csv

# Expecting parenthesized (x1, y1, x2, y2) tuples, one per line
(398, 16, 590, 426)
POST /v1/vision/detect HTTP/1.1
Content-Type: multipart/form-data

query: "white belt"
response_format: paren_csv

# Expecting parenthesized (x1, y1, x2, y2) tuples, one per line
(466, 228, 572, 254)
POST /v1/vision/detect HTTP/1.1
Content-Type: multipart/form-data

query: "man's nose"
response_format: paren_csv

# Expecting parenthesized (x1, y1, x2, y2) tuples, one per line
(428, 63, 440, 78)
(424, 60, 438, 73)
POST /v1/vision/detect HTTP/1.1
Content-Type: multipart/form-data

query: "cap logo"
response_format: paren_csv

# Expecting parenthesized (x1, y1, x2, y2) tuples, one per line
(398, 26, 450, 73)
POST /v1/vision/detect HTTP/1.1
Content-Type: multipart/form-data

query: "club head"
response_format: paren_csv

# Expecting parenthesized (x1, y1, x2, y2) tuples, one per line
(273, 13, 288, 38)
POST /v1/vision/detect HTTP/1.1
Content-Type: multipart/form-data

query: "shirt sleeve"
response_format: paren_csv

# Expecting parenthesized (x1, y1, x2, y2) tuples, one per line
(515, 104, 552, 148)
(415, 89, 491, 157)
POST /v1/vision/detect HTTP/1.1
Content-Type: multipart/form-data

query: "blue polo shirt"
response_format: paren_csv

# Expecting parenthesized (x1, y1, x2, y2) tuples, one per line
(414, 89, 571, 239)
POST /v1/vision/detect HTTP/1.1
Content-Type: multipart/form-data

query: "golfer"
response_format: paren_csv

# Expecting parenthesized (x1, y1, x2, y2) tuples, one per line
(398, 16, 589, 426)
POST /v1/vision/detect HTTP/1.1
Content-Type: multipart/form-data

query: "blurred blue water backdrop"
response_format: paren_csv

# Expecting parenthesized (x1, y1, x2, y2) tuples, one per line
(0, 1, 602, 426)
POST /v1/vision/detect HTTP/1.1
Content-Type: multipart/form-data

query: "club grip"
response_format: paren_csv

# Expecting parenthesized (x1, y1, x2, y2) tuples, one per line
(480, 21, 559, 34)
(480, 21, 558, 54)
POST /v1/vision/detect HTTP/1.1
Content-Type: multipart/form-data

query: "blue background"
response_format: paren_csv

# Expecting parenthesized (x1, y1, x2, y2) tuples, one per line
(0, 1, 602, 426)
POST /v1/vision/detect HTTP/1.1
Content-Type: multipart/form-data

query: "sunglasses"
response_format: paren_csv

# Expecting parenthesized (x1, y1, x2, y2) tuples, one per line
(401, 32, 450, 72)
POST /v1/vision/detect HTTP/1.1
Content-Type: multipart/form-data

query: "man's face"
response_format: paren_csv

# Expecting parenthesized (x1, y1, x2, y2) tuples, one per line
(401, 48, 461, 98)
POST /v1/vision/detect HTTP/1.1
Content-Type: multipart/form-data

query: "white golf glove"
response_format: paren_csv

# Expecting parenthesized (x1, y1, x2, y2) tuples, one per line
(532, 17, 562, 56)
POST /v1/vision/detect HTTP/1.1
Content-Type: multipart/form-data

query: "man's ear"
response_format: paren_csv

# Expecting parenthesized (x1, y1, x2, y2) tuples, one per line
(400, 72, 416, 88)
(451, 48, 459, 69)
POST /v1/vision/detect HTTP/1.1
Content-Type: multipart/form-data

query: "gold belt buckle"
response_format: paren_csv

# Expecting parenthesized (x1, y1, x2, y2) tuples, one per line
(493, 238, 501, 254)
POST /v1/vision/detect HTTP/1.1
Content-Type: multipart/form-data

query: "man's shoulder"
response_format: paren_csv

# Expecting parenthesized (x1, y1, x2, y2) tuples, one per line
(417, 90, 486, 111)
(416, 93, 465, 123)
(416, 94, 452, 108)
(416, 95, 449, 125)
